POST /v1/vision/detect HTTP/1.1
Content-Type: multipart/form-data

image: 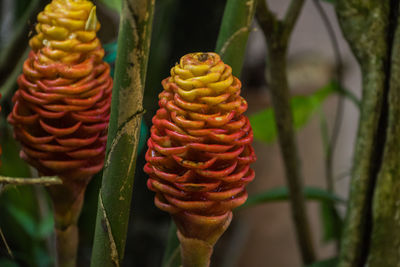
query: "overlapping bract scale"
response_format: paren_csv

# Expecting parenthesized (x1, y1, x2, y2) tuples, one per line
(8, 0, 112, 180)
(145, 52, 256, 234)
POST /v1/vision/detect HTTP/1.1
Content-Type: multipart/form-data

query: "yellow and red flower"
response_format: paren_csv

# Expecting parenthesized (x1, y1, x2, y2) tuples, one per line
(144, 52, 256, 244)
(8, 0, 112, 180)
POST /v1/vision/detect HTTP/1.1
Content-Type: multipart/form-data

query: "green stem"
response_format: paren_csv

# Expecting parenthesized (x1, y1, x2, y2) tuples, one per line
(256, 0, 315, 264)
(90, 0, 154, 266)
(48, 178, 88, 267)
(215, 0, 256, 77)
(334, 1, 391, 266)
(367, 2, 400, 266)
(177, 231, 213, 267)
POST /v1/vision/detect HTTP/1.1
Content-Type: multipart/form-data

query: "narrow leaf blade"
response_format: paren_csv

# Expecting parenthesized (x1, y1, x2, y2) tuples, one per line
(7, 205, 37, 237)
(240, 186, 345, 210)
(250, 81, 336, 144)
(319, 201, 343, 243)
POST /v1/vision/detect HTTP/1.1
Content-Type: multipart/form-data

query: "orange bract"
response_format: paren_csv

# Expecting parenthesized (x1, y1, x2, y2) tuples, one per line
(144, 52, 256, 240)
(8, 0, 112, 180)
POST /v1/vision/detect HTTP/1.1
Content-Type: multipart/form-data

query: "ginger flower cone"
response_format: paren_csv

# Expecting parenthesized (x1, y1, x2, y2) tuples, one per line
(7, 1, 112, 266)
(144, 52, 256, 267)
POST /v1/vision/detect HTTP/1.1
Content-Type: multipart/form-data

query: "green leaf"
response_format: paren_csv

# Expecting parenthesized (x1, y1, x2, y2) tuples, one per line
(104, 42, 118, 62)
(98, 0, 122, 13)
(239, 186, 346, 210)
(320, 201, 343, 243)
(7, 205, 37, 237)
(37, 213, 54, 239)
(7, 203, 54, 241)
(0, 259, 19, 267)
(104, 42, 118, 76)
(32, 245, 53, 267)
(306, 257, 338, 267)
(215, 0, 256, 77)
(162, 221, 181, 267)
(250, 81, 337, 144)
(0, 123, 31, 177)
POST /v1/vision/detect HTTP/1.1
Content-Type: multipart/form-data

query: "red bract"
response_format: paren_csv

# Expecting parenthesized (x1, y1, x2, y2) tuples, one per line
(7, 1, 112, 181)
(144, 52, 256, 245)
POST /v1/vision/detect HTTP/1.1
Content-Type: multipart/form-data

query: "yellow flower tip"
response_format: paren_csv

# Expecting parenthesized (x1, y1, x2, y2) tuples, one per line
(29, 0, 102, 60)
(171, 52, 234, 98)
(181, 52, 220, 67)
(85, 7, 98, 31)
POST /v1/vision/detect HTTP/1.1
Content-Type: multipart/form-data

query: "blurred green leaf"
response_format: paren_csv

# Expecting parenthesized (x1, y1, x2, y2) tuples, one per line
(321, 0, 335, 3)
(98, 0, 122, 13)
(104, 42, 118, 62)
(104, 41, 118, 76)
(36, 214, 54, 239)
(0, 123, 48, 267)
(320, 201, 343, 243)
(162, 221, 181, 267)
(32, 246, 52, 267)
(250, 81, 337, 143)
(215, 0, 256, 77)
(0, 123, 31, 177)
(0, 47, 29, 103)
(0, 0, 39, 66)
(307, 257, 338, 267)
(7, 204, 54, 241)
(7, 205, 36, 237)
(239, 186, 346, 210)
(0, 259, 19, 267)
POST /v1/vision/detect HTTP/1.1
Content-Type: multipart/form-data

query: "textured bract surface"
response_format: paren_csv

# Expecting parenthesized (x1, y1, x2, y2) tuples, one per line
(144, 52, 256, 240)
(8, 0, 112, 180)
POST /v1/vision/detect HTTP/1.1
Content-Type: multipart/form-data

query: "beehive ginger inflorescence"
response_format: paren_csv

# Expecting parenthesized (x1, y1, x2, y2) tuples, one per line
(8, 0, 112, 180)
(144, 52, 256, 244)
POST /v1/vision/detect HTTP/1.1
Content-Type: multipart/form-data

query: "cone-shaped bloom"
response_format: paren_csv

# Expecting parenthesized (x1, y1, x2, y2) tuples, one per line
(8, 0, 112, 180)
(7, 1, 112, 265)
(144, 53, 256, 261)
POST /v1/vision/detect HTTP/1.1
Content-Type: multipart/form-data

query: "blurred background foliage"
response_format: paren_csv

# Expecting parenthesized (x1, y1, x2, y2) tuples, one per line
(0, 0, 351, 266)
